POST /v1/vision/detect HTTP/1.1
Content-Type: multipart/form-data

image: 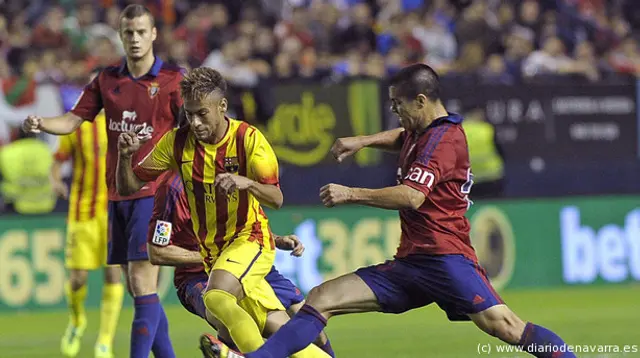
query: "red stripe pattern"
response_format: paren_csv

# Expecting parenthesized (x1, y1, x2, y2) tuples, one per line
(233, 123, 250, 240)
(213, 142, 229, 251)
(73, 128, 85, 222)
(191, 142, 210, 264)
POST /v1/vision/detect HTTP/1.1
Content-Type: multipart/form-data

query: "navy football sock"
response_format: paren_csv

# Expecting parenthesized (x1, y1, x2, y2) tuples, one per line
(246, 304, 327, 358)
(320, 338, 335, 357)
(131, 294, 161, 358)
(519, 322, 576, 358)
(151, 304, 176, 358)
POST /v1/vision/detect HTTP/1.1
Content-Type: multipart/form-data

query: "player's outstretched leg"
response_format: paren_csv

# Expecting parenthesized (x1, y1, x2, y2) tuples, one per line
(470, 305, 576, 358)
(61, 270, 89, 357)
(287, 301, 334, 357)
(95, 265, 124, 358)
(202, 269, 267, 352)
(205, 272, 381, 358)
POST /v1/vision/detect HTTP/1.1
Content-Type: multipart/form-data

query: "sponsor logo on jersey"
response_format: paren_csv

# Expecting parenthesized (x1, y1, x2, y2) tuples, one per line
(404, 167, 435, 187)
(108, 110, 154, 137)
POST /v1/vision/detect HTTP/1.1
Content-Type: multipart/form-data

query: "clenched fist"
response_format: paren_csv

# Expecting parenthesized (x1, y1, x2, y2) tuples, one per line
(330, 137, 364, 163)
(118, 131, 150, 157)
(319, 183, 352, 207)
(22, 115, 42, 134)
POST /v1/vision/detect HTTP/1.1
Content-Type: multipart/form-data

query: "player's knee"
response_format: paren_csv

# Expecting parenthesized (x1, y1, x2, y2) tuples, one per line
(69, 270, 88, 290)
(476, 308, 525, 344)
(104, 266, 122, 284)
(203, 289, 237, 319)
(127, 260, 159, 296)
(306, 285, 336, 317)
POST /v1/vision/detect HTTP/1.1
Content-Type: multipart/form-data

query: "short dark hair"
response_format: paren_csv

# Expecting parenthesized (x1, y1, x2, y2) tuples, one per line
(389, 63, 440, 101)
(120, 4, 154, 27)
(180, 67, 227, 101)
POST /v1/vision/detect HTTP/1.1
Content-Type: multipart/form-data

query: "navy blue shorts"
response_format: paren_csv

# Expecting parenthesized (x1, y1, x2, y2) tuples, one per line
(355, 254, 504, 321)
(107, 197, 155, 264)
(177, 272, 209, 318)
(265, 266, 305, 309)
(177, 266, 305, 319)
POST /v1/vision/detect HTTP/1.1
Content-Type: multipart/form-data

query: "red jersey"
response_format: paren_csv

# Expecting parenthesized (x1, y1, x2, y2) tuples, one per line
(147, 172, 206, 288)
(70, 57, 184, 201)
(395, 113, 477, 261)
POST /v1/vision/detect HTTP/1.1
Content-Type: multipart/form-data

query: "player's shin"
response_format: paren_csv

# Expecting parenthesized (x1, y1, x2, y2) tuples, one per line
(203, 289, 265, 352)
(130, 294, 162, 357)
(65, 280, 88, 328)
(246, 304, 329, 358)
(151, 306, 176, 358)
(517, 322, 576, 358)
(97, 282, 124, 347)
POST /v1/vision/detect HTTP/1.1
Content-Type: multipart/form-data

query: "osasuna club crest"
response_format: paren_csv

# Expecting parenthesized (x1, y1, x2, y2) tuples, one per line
(148, 82, 159, 98)
(224, 157, 239, 173)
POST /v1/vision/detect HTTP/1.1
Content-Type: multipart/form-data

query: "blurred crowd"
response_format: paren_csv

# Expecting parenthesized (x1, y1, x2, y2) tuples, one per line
(2, 0, 640, 86)
(1, 0, 640, 143)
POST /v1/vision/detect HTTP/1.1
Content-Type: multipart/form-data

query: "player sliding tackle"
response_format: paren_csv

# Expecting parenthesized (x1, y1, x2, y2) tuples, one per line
(147, 171, 334, 355)
(116, 67, 331, 358)
(204, 64, 577, 358)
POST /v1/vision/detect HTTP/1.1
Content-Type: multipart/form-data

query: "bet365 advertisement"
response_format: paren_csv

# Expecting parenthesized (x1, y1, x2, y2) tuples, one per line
(1, 196, 639, 311)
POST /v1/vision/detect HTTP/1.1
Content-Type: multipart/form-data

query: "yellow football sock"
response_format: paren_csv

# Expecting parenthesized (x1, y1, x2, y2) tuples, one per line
(65, 282, 87, 327)
(290, 344, 333, 358)
(203, 289, 265, 352)
(97, 283, 124, 346)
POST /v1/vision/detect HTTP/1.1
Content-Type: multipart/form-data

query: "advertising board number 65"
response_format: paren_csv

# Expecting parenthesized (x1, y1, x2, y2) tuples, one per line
(0, 230, 65, 307)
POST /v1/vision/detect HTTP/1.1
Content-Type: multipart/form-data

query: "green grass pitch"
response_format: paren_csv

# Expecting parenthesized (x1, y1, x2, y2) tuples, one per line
(1, 285, 638, 357)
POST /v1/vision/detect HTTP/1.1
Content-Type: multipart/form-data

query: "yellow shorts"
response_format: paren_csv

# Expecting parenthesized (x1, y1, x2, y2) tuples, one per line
(212, 238, 286, 331)
(65, 215, 108, 270)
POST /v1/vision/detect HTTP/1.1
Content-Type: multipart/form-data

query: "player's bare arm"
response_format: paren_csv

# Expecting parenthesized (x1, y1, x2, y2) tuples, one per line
(148, 244, 202, 266)
(115, 131, 152, 196)
(332, 128, 405, 162)
(22, 112, 84, 135)
(320, 183, 425, 210)
(50, 160, 69, 199)
(214, 173, 284, 209)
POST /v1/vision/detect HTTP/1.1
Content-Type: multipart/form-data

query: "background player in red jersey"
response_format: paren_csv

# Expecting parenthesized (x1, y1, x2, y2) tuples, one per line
(148, 172, 334, 357)
(207, 64, 576, 358)
(22, 5, 181, 358)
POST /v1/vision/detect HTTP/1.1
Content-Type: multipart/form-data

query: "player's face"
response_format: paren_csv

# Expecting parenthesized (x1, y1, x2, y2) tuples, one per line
(119, 15, 157, 60)
(389, 86, 422, 131)
(183, 94, 228, 142)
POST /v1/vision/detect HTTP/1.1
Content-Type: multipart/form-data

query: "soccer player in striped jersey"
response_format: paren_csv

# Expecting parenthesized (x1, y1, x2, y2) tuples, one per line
(147, 172, 334, 356)
(116, 67, 329, 358)
(51, 68, 124, 358)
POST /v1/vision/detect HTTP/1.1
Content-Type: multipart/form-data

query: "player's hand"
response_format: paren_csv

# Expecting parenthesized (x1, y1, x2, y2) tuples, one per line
(215, 173, 253, 195)
(22, 115, 42, 134)
(331, 137, 364, 163)
(118, 130, 150, 158)
(275, 234, 305, 257)
(319, 183, 352, 207)
(51, 180, 69, 200)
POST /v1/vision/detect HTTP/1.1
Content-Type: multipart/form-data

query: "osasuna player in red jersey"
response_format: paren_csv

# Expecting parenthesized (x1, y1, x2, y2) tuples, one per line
(207, 64, 576, 358)
(22, 5, 181, 358)
(147, 172, 334, 356)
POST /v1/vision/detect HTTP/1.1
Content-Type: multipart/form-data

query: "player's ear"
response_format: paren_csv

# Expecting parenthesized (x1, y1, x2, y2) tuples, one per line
(151, 26, 157, 41)
(416, 94, 427, 109)
(219, 98, 228, 113)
